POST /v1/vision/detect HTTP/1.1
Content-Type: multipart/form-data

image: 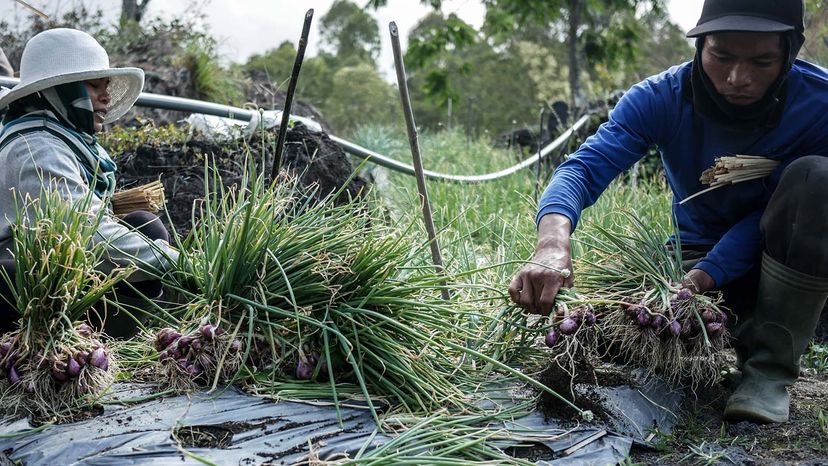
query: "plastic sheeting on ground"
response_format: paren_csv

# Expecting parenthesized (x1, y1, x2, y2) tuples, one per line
(0, 371, 682, 466)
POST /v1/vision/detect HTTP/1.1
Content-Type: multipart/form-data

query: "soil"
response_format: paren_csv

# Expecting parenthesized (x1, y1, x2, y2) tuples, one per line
(173, 424, 234, 449)
(29, 404, 104, 427)
(113, 123, 369, 237)
(536, 344, 828, 465)
(630, 368, 828, 465)
(537, 353, 609, 423)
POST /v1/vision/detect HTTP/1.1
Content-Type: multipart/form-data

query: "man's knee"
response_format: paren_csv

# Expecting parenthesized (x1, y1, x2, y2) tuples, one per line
(777, 155, 828, 196)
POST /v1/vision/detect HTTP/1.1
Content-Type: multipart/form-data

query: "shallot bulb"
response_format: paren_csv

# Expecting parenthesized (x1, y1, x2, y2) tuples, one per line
(89, 347, 108, 370)
(67, 357, 81, 377)
(544, 330, 559, 348)
(676, 288, 693, 301)
(669, 320, 681, 337)
(296, 360, 313, 380)
(559, 318, 579, 335)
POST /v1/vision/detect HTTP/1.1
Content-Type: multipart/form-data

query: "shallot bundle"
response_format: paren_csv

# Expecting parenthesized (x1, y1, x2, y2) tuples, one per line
(600, 286, 729, 385)
(153, 323, 244, 391)
(0, 324, 116, 418)
(561, 212, 732, 387)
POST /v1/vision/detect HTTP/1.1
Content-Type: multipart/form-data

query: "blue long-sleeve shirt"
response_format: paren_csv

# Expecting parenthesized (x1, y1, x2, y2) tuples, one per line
(537, 60, 828, 287)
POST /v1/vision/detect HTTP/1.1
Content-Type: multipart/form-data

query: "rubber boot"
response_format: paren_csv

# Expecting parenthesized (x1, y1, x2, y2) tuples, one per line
(723, 253, 828, 423)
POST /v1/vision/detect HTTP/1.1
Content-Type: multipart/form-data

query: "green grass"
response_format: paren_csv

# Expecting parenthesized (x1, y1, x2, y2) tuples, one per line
(804, 342, 828, 373)
(350, 125, 671, 291)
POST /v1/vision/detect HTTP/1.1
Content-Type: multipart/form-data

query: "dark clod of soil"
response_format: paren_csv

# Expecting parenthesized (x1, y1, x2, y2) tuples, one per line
(29, 404, 104, 427)
(537, 353, 610, 422)
(114, 123, 369, 237)
(173, 425, 234, 449)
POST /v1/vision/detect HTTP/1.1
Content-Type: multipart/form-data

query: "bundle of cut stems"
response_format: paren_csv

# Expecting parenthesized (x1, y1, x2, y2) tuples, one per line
(111, 180, 165, 216)
(144, 160, 586, 423)
(681, 155, 779, 204)
(151, 162, 474, 417)
(0, 187, 130, 419)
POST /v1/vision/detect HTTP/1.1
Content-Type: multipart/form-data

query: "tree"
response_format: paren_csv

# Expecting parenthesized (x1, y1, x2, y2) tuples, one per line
(482, 0, 667, 107)
(245, 43, 336, 110)
(405, 12, 477, 107)
(121, 0, 150, 24)
(319, 0, 381, 65)
(322, 63, 397, 133)
(801, 0, 828, 66)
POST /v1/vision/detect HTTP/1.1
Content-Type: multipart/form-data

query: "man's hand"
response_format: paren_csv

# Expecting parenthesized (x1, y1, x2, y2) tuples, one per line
(509, 214, 575, 315)
(682, 268, 715, 294)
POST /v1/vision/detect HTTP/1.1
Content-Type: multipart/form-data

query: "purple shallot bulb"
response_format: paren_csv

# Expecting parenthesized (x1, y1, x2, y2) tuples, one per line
(559, 318, 579, 335)
(76, 323, 94, 337)
(51, 365, 68, 382)
(701, 309, 715, 323)
(669, 320, 681, 337)
(651, 315, 666, 330)
(8, 367, 19, 384)
(296, 360, 313, 380)
(89, 347, 107, 369)
(705, 322, 723, 337)
(177, 336, 193, 349)
(676, 288, 693, 301)
(200, 324, 216, 342)
(544, 330, 559, 348)
(187, 364, 203, 377)
(67, 357, 81, 377)
(636, 310, 651, 328)
(156, 328, 182, 350)
(583, 312, 597, 326)
(159, 350, 170, 362)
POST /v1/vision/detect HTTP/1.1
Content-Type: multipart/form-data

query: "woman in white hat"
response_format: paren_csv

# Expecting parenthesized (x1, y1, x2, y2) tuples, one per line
(0, 28, 178, 336)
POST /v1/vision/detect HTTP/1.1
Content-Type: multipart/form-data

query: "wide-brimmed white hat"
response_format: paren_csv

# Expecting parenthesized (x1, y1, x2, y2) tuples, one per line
(0, 28, 144, 124)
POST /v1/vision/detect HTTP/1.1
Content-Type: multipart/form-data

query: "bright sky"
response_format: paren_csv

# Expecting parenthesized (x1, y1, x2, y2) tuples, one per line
(2, 0, 705, 76)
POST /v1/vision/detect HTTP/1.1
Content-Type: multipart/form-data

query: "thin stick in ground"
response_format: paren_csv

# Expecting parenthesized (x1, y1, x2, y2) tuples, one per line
(389, 21, 450, 301)
(271, 8, 314, 180)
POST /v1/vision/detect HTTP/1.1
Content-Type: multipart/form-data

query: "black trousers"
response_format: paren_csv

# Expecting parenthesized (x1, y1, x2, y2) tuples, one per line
(683, 156, 828, 340)
(0, 210, 171, 334)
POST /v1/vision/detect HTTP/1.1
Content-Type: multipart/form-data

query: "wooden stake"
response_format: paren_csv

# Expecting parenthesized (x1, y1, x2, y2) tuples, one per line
(271, 8, 313, 181)
(389, 21, 450, 301)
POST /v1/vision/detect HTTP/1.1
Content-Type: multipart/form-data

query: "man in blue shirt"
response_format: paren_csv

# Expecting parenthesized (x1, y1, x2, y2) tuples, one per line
(510, 0, 828, 423)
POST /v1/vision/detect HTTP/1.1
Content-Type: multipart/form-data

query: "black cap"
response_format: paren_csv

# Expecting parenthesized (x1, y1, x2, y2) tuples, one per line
(687, 0, 804, 38)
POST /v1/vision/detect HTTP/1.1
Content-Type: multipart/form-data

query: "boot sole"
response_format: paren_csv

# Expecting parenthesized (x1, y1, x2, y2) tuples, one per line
(723, 401, 788, 423)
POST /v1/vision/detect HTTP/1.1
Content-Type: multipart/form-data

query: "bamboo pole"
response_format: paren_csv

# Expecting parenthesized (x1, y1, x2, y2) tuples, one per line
(271, 8, 314, 181)
(389, 21, 450, 301)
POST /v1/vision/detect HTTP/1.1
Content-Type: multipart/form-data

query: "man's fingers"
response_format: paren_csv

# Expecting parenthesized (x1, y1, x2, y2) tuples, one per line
(564, 271, 575, 288)
(537, 281, 560, 316)
(518, 279, 535, 313)
(508, 275, 523, 304)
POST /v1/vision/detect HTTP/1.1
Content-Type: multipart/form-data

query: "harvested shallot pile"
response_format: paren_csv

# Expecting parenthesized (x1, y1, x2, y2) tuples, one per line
(0, 189, 129, 420)
(540, 213, 730, 388)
